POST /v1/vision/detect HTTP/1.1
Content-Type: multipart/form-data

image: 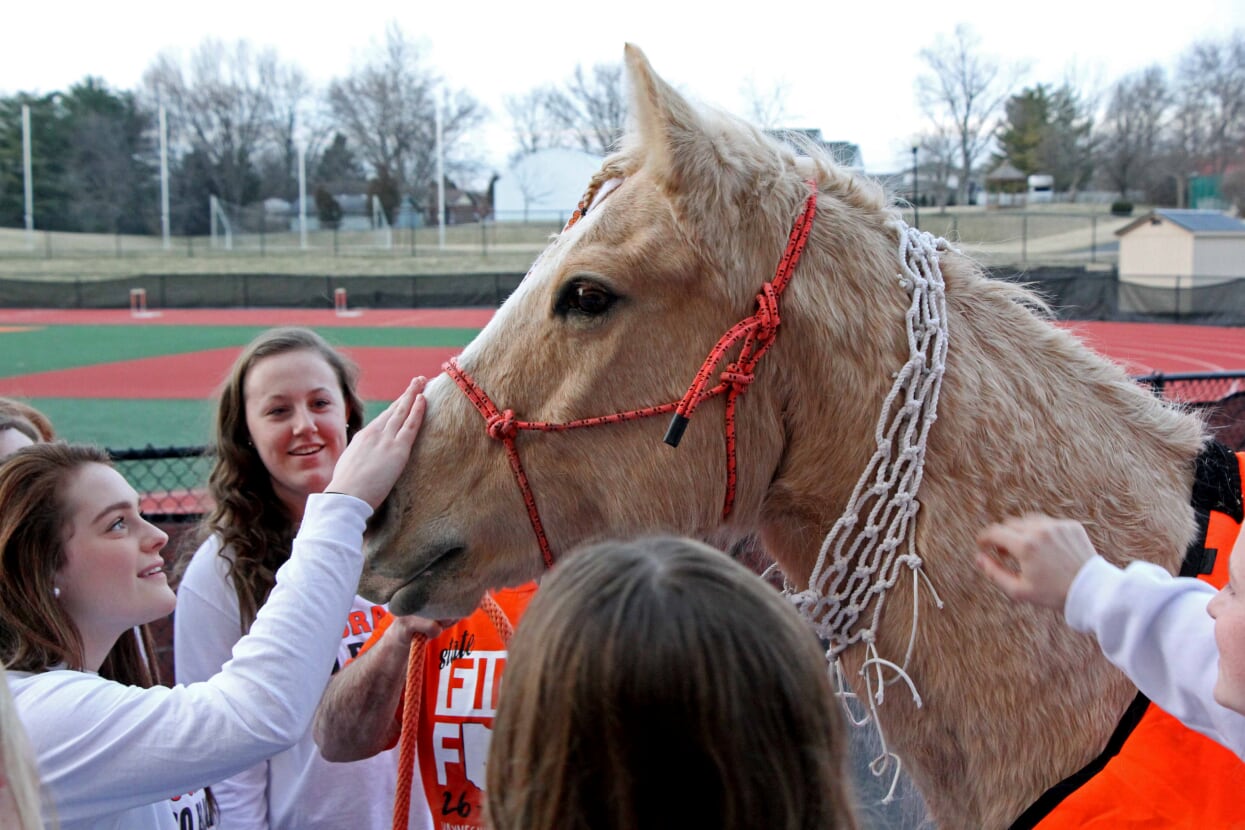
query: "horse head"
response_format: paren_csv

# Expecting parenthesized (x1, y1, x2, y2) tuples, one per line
(361, 44, 903, 618)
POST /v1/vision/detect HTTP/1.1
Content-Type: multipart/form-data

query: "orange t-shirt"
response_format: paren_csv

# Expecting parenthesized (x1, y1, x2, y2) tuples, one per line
(356, 583, 538, 830)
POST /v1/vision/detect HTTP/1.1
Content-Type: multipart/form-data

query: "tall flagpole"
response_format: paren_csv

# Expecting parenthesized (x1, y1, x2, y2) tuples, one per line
(298, 142, 307, 250)
(436, 91, 445, 250)
(159, 105, 170, 250)
(22, 104, 33, 250)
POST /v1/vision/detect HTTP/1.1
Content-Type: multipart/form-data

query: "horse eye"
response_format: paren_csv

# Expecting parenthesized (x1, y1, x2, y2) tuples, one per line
(555, 279, 618, 317)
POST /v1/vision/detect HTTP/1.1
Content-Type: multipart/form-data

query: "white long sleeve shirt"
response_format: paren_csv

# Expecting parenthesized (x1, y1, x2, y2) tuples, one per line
(1065, 554, 1245, 758)
(10, 493, 370, 830)
(176, 534, 431, 830)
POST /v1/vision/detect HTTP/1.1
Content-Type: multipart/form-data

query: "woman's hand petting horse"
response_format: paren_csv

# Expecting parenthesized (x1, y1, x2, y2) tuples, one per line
(976, 515, 1097, 611)
(327, 376, 427, 509)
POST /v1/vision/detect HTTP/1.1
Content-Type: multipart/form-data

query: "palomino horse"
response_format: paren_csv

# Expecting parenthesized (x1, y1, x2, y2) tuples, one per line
(361, 46, 1241, 827)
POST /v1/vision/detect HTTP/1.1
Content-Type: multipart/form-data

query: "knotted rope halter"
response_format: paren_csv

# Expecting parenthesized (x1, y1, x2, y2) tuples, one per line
(445, 179, 819, 569)
(395, 173, 951, 818)
(390, 179, 815, 830)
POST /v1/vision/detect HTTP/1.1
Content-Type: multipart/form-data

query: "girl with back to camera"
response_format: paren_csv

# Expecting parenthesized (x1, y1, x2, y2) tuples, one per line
(0, 377, 426, 830)
(486, 535, 860, 830)
(174, 327, 431, 829)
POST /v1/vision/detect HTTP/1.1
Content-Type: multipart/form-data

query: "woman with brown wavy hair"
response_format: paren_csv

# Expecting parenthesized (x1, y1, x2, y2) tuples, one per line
(0, 381, 426, 829)
(174, 327, 419, 830)
(486, 536, 860, 830)
(184, 326, 365, 630)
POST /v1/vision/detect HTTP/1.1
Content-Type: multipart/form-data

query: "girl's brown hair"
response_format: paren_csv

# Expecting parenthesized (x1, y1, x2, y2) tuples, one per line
(183, 327, 364, 631)
(0, 398, 54, 442)
(0, 443, 160, 686)
(486, 536, 859, 830)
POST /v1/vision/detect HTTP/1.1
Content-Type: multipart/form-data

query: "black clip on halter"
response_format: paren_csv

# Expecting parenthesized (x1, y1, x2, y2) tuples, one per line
(663, 414, 689, 448)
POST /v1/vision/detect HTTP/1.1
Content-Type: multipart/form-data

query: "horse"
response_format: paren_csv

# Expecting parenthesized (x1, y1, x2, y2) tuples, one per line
(360, 45, 1242, 827)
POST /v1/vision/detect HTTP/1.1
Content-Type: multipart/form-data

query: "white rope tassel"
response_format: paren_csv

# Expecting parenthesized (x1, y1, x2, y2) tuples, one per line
(788, 219, 950, 794)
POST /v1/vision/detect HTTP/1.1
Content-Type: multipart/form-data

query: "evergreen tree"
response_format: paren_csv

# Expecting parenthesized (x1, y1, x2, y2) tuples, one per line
(0, 93, 71, 230)
(61, 78, 158, 234)
(995, 83, 1095, 194)
(315, 132, 365, 192)
(995, 87, 1051, 174)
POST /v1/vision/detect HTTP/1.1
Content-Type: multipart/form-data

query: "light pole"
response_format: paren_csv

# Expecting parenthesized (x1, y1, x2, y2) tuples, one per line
(911, 145, 920, 230)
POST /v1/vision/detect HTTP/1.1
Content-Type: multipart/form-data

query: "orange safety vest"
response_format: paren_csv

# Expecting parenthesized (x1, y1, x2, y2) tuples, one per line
(1016, 444, 1245, 830)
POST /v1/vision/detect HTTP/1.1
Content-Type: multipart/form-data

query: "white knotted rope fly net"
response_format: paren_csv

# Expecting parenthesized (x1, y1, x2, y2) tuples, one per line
(783, 218, 950, 801)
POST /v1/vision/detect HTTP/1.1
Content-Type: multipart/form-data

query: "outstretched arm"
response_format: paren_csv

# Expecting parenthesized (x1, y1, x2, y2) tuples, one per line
(16, 378, 432, 821)
(314, 614, 443, 761)
(977, 513, 1245, 757)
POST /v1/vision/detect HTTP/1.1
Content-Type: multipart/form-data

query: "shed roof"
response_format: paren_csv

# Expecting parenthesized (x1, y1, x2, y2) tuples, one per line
(1116, 208, 1245, 236)
(986, 161, 1026, 181)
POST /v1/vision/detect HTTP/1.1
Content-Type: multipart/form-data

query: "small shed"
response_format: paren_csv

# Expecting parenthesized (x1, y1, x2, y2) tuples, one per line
(984, 161, 1028, 208)
(1115, 209, 1245, 315)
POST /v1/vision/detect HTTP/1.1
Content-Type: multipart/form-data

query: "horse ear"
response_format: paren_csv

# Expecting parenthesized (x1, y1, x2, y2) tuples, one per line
(623, 43, 734, 201)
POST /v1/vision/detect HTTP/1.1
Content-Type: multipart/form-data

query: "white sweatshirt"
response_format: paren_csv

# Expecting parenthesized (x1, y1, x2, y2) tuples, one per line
(9, 493, 370, 830)
(176, 535, 431, 830)
(1065, 554, 1245, 758)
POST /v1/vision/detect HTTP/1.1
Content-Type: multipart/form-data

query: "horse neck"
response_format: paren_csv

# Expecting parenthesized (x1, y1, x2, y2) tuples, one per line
(755, 236, 922, 585)
(756, 240, 1204, 588)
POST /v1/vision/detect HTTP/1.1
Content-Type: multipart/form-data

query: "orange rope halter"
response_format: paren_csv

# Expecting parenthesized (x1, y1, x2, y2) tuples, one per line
(445, 180, 819, 569)
(391, 593, 513, 830)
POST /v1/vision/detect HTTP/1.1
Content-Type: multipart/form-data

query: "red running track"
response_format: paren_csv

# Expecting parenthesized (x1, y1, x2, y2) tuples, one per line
(0, 308, 1242, 377)
(1063, 321, 1245, 375)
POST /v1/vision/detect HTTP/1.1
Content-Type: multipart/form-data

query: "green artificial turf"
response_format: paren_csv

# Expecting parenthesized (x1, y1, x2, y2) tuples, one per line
(0, 324, 480, 376)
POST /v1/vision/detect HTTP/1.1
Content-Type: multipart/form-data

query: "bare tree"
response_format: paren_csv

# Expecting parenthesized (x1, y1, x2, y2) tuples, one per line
(1096, 66, 1170, 198)
(326, 23, 485, 218)
(265, 63, 314, 200)
(1174, 32, 1245, 178)
(143, 39, 285, 207)
(542, 63, 626, 156)
(505, 89, 559, 162)
(739, 77, 791, 129)
(508, 161, 554, 222)
(915, 128, 958, 209)
(917, 24, 1026, 205)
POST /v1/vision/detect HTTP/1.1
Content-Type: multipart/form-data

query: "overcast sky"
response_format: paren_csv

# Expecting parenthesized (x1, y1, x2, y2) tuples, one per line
(4, 0, 1243, 177)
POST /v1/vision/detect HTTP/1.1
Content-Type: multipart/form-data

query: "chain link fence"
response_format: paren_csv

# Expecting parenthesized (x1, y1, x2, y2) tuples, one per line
(108, 445, 211, 523)
(1135, 372, 1245, 451)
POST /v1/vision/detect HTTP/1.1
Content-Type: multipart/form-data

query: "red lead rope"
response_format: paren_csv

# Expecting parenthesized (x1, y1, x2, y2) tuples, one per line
(392, 594, 513, 830)
(445, 180, 818, 570)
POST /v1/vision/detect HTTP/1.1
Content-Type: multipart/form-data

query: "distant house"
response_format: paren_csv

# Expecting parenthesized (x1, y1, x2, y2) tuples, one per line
(493, 148, 604, 223)
(1115, 209, 1245, 315)
(426, 174, 499, 226)
(766, 128, 864, 172)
